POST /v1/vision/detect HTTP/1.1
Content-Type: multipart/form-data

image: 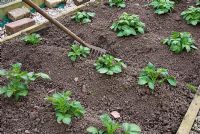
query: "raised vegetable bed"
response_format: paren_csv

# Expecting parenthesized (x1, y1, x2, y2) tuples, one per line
(0, 0, 200, 133)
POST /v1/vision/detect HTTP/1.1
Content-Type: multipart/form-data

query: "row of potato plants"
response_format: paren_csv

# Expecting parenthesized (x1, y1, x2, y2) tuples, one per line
(0, 63, 141, 133)
(0, 0, 199, 133)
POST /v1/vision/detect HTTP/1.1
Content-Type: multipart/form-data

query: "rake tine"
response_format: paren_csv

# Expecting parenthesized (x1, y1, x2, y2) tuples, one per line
(90, 49, 95, 54)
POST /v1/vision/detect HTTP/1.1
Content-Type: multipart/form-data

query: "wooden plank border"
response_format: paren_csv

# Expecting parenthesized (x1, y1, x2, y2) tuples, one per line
(176, 86, 200, 134)
(0, 1, 93, 43)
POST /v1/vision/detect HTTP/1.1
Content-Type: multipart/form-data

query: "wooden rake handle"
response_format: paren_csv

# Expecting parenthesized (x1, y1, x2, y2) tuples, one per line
(22, 0, 88, 46)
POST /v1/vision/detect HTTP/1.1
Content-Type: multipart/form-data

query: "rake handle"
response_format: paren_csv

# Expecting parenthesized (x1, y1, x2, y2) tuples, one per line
(22, 0, 88, 46)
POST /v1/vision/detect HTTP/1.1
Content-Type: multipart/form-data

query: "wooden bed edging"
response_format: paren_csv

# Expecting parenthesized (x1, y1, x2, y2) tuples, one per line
(0, 1, 93, 43)
(176, 86, 200, 134)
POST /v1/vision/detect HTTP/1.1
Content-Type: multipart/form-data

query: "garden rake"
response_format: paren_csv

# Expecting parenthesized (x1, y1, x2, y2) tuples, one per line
(22, 0, 107, 55)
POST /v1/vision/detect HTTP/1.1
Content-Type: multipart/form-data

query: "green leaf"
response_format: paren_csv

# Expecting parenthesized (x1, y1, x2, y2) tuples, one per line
(0, 69, 7, 76)
(87, 126, 99, 134)
(0, 87, 7, 94)
(98, 68, 109, 74)
(63, 114, 72, 124)
(70, 56, 77, 61)
(148, 81, 155, 90)
(122, 123, 141, 134)
(119, 3, 126, 8)
(111, 66, 122, 73)
(17, 89, 28, 97)
(107, 70, 114, 75)
(137, 27, 144, 34)
(167, 77, 177, 86)
(117, 31, 125, 37)
(147, 62, 155, 68)
(87, 12, 95, 17)
(12, 63, 22, 70)
(56, 113, 64, 123)
(138, 77, 148, 85)
(6, 89, 14, 97)
(191, 20, 198, 25)
(36, 73, 50, 79)
(83, 18, 91, 23)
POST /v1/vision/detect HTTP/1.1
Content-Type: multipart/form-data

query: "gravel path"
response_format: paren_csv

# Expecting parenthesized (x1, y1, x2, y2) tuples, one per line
(190, 111, 200, 134)
(0, 0, 15, 5)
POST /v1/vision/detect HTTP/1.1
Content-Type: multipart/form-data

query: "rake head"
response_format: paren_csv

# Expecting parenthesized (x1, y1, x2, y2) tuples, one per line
(73, 40, 107, 57)
(88, 44, 107, 57)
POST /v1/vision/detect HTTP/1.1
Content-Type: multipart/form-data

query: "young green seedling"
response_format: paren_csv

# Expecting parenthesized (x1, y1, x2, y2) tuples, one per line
(186, 83, 198, 94)
(68, 44, 90, 61)
(87, 114, 120, 134)
(109, 0, 126, 8)
(87, 114, 141, 134)
(138, 62, 176, 92)
(71, 11, 95, 23)
(162, 32, 197, 53)
(22, 33, 42, 45)
(150, 0, 175, 15)
(94, 54, 126, 75)
(181, 6, 200, 25)
(0, 63, 50, 100)
(46, 91, 85, 125)
(111, 12, 145, 37)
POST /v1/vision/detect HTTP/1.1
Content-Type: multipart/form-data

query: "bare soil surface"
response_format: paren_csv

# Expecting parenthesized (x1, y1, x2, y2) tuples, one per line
(1, 0, 200, 134)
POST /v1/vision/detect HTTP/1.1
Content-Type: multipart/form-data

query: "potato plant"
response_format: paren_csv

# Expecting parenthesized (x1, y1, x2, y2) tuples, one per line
(181, 6, 200, 25)
(87, 114, 141, 134)
(162, 32, 197, 53)
(109, 0, 126, 8)
(22, 33, 42, 45)
(111, 12, 145, 37)
(150, 0, 175, 14)
(71, 11, 95, 23)
(0, 63, 50, 100)
(138, 62, 176, 92)
(46, 91, 85, 125)
(68, 44, 90, 61)
(94, 54, 127, 75)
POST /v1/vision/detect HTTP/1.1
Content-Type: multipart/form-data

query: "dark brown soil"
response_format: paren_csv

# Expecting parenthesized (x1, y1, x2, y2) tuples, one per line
(1, 0, 200, 134)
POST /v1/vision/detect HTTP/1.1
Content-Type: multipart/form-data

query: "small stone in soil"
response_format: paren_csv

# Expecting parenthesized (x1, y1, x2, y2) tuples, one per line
(74, 77, 79, 82)
(82, 85, 87, 92)
(111, 111, 120, 118)
(25, 130, 31, 133)
(174, 16, 181, 21)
